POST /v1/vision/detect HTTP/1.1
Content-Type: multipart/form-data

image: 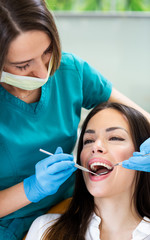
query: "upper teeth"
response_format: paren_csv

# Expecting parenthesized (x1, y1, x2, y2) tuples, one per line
(90, 162, 112, 171)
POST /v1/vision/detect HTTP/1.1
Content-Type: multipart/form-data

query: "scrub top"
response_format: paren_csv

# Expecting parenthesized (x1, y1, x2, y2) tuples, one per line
(0, 52, 112, 239)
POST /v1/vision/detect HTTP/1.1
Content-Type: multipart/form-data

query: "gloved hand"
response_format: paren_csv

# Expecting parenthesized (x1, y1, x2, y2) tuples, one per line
(122, 137, 150, 172)
(23, 147, 76, 202)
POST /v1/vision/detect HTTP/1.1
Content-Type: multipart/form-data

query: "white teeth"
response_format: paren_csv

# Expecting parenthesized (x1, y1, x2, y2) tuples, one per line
(90, 162, 112, 171)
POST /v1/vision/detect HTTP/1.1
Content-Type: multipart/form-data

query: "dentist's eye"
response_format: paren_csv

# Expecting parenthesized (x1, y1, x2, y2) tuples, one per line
(16, 64, 30, 71)
(83, 139, 95, 145)
(109, 137, 125, 141)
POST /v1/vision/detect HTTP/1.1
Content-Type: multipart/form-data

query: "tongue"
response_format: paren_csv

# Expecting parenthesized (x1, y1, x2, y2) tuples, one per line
(95, 166, 109, 175)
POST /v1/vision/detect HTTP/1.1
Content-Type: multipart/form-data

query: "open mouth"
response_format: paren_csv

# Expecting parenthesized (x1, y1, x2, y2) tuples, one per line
(89, 162, 113, 176)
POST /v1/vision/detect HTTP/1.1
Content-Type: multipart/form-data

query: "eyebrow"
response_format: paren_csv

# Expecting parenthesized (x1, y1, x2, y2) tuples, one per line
(10, 59, 32, 65)
(85, 129, 95, 134)
(84, 127, 128, 134)
(106, 127, 128, 133)
(9, 44, 51, 65)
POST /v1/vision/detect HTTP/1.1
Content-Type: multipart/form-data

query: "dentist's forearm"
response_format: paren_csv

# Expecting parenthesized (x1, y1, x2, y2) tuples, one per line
(0, 182, 30, 218)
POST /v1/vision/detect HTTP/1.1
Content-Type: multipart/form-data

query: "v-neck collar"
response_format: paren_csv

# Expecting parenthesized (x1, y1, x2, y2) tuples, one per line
(0, 79, 50, 116)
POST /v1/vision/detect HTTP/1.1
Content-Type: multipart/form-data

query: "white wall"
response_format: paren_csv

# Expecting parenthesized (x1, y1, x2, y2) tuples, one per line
(54, 12, 150, 112)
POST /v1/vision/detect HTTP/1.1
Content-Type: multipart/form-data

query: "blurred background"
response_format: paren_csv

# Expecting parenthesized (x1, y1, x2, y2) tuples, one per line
(46, 0, 150, 117)
(47, 0, 150, 11)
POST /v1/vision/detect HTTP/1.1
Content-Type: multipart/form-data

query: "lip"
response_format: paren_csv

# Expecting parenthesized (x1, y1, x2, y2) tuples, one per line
(87, 157, 114, 181)
(89, 171, 112, 181)
(88, 157, 114, 169)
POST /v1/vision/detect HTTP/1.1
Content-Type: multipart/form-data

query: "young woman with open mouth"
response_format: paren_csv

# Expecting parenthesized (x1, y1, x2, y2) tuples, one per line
(26, 102, 150, 240)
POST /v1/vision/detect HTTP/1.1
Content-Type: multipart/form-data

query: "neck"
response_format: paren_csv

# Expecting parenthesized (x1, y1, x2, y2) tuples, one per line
(94, 194, 141, 240)
(0, 83, 41, 103)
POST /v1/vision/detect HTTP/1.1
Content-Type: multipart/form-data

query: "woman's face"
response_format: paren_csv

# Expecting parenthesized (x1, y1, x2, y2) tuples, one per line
(80, 108, 136, 198)
(3, 30, 52, 78)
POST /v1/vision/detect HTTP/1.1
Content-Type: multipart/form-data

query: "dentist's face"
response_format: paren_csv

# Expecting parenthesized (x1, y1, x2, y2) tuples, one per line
(80, 108, 136, 198)
(3, 30, 52, 79)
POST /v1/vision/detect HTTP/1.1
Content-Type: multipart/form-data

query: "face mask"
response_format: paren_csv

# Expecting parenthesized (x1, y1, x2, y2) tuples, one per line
(0, 56, 53, 90)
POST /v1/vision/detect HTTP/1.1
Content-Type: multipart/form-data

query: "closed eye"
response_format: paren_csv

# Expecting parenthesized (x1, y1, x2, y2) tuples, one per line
(83, 139, 95, 145)
(109, 137, 125, 141)
(16, 64, 30, 71)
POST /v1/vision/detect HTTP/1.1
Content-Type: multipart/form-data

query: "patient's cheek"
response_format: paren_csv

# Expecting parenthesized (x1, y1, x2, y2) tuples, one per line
(114, 145, 135, 162)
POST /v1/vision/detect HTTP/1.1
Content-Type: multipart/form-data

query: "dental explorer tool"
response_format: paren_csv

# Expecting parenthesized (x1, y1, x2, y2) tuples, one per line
(39, 148, 101, 176)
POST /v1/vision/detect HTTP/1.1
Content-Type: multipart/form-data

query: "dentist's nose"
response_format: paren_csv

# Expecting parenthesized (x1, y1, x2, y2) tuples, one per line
(32, 61, 49, 79)
(92, 139, 106, 154)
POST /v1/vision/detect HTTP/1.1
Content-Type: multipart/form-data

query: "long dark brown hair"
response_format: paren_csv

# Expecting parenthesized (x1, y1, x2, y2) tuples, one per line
(42, 102, 150, 240)
(0, 0, 61, 76)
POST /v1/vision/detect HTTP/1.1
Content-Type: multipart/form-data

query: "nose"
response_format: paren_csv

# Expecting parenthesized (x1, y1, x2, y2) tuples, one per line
(32, 61, 49, 79)
(91, 139, 106, 154)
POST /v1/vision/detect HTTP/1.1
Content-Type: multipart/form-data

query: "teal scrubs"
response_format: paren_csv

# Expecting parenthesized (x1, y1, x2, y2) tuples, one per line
(0, 52, 112, 239)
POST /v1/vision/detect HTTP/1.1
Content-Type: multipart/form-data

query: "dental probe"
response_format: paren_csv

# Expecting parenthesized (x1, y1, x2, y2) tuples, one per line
(74, 163, 101, 176)
(39, 148, 101, 176)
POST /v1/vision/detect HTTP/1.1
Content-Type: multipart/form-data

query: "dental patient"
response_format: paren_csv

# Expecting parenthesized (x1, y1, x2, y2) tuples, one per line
(26, 102, 150, 240)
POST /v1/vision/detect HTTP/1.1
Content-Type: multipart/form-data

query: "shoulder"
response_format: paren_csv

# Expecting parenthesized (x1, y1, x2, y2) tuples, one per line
(139, 216, 150, 230)
(132, 217, 150, 239)
(54, 52, 87, 83)
(57, 52, 101, 80)
(34, 213, 61, 226)
(58, 52, 90, 74)
(141, 217, 150, 230)
(25, 213, 61, 240)
(60, 52, 83, 67)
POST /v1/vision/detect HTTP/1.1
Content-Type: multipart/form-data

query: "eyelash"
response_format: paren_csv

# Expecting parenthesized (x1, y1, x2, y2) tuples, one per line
(109, 137, 125, 141)
(16, 64, 30, 71)
(83, 139, 94, 145)
(83, 137, 125, 145)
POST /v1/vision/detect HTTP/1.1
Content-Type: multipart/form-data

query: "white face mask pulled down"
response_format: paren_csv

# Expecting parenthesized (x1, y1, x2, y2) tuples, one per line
(0, 56, 53, 90)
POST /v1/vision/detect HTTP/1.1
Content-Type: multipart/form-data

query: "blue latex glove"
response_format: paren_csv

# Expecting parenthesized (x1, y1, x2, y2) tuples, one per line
(122, 138, 150, 172)
(23, 147, 76, 202)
